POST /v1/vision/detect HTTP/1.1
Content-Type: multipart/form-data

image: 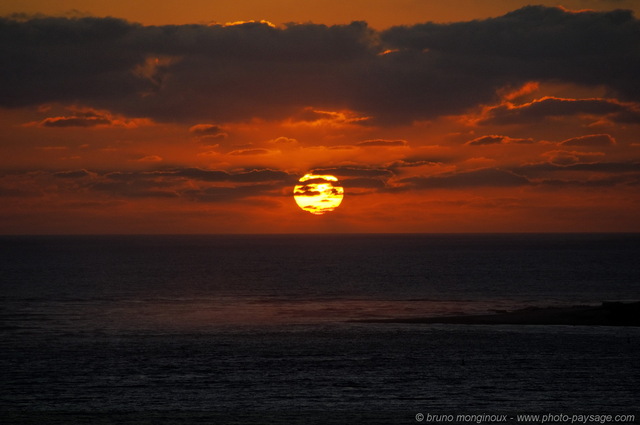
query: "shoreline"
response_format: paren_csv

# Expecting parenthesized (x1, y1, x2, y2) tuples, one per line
(356, 301, 640, 326)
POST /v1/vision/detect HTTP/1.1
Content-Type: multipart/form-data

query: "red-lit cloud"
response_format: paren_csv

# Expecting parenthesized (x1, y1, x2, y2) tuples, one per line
(1, 5, 639, 233)
(466, 135, 535, 146)
(560, 134, 616, 147)
(479, 98, 640, 125)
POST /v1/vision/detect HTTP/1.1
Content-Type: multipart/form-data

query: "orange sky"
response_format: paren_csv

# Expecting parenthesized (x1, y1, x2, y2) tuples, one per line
(3, 0, 640, 28)
(1, 1, 639, 233)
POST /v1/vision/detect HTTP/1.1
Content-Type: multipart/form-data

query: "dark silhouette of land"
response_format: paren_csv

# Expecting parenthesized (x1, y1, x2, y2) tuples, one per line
(359, 301, 640, 326)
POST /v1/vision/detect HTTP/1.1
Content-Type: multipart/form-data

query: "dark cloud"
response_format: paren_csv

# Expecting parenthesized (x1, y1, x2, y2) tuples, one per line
(189, 124, 227, 139)
(148, 168, 229, 182)
(293, 176, 344, 199)
(514, 161, 640, 174)
(28, 167, 297, 201)
(311, 167, 393, 178)
(41, 115, 112, 128)
(183, 184, 281, 203)
(397, 168, 530, 190)
(228, 148, 271, 156)
(53, 169, 93, 179)
(357, 139, 407, 147)
(466, 135, 535, 145)
(341, 177, 387, 189)
(131, 155, 163, 163)
(294, 177, 339, 187)
(0, 16, 148, 107)
(538, 174, 640, 188)
(292, 108, 339, 122)
(0, 186, 37, 197)
(560, 134, 616, 146)
(510, 160, 640, 186)
(382, 7, 640, 104)
(127, 168, 296, 183)
(90, 183, 179, 199)
(1, 7, 639, 124)
(557, 162, 640, 172)
(541, 150, 603, 166)
(386, 159, 448, 170)
(466, 135, 506, 146)
(293, 187, 321, 197)
(88, 173, 178, 199)
(224, 169, 297, 183)
(326, 145, 357, 150)
(480, 98, 640, 125)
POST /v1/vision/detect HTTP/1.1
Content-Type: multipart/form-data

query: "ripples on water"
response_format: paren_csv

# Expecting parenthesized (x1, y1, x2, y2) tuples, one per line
(1, 234, 639, 423)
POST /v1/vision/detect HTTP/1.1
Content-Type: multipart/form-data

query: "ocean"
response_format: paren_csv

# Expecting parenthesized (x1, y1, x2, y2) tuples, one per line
(1, 234, 639, 424)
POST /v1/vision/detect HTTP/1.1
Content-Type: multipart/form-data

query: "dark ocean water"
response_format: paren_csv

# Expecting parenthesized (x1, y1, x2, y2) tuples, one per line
(1, 234, 639, 424)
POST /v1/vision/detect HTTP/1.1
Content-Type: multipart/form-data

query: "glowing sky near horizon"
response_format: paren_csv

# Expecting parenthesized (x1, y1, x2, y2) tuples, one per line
(1, 1, 639, 233)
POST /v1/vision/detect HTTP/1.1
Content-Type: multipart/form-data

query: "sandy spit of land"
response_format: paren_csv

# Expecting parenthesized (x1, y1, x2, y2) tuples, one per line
(357, 301, 640, 326)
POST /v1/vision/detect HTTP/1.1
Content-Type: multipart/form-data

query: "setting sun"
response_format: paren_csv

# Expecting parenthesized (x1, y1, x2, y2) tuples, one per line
(293, 174, 344, 215)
